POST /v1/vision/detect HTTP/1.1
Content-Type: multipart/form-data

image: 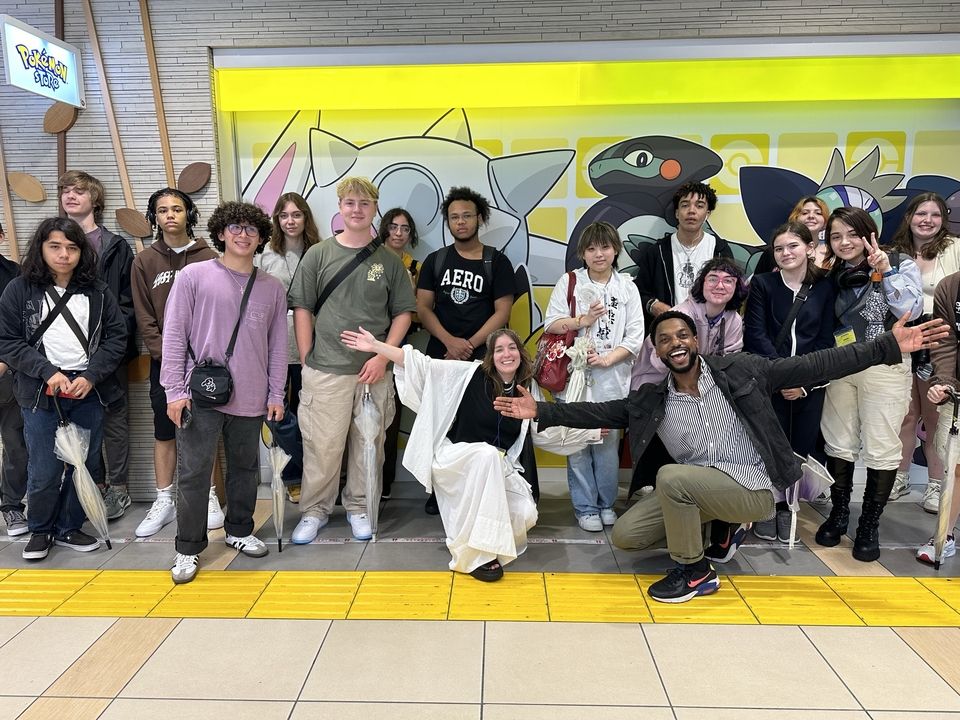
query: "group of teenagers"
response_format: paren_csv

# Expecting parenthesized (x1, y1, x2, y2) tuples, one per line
(0, 171, 953, 603)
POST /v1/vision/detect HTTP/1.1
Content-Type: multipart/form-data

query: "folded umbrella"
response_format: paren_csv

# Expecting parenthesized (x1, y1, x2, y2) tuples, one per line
(935, 388, 960, 570)
(51, 392, 111, 550)
(783, 453, 834, 550)
(354, 384, 382, 541)
(265, 421, 292, 552)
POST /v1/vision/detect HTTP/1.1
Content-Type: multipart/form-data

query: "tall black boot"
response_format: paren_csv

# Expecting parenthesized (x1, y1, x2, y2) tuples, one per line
(852, 468, 896, 562)
(815, 456, 854, 547)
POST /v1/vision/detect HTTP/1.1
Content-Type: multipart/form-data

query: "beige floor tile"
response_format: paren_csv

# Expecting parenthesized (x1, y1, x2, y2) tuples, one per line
(484, 706, 674, 719)
(483, 622, 667, 706)
(645, 624, 857, 709)
(121, 618, 331, 701)
(0, 616, 34, 645)
(0, 696, 33, 720)
(804, 626, 960, 711)
(0, 616, 115, 695)
(870, 713, 960, 719)
(896, 627, 960, 694)
(17, 696, 110, 720)
(99, 698, 294, 719)
(45, 617, 179, 697)
(291, 701, 480, 719)
(673, 710, 869, 720)
(301, 620, 482, 703)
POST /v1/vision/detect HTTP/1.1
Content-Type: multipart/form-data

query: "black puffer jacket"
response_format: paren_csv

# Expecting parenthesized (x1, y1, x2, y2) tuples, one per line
(536, 333, 902, 492)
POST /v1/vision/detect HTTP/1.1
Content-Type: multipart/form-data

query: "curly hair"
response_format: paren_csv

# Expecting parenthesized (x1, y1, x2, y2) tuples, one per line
(270, 192, 321, 255)
(22, 217, 98, 288)
(442, 186, 491, 225)
(58, 170, 106, 224)
(689, 256, 748, 311)
(672, 181, 718, 213)
(377, 208, 419, 249)
(481, 328, 533, 398)
(889, 192, 955, 261)
(147, 187, 198, 240)
(207, 201, 272, 254)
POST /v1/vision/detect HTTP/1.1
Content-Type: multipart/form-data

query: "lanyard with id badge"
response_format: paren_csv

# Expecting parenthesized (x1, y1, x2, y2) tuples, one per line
(835, 268, 888, 347)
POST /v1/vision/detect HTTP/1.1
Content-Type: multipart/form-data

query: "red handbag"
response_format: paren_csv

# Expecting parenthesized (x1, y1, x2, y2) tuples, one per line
(534, 271, 577, 392)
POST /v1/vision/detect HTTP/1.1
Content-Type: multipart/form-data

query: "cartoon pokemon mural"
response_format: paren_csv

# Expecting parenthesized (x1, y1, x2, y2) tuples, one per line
(230, 102, 960, 350)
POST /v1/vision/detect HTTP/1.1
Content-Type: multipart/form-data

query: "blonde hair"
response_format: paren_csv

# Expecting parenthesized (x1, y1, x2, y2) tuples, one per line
(336, 177, 379, 201)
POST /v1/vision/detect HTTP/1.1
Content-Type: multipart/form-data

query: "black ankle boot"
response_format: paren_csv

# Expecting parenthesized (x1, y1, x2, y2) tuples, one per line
(852, 468, 895, 562)
(816, 457, 854, 547)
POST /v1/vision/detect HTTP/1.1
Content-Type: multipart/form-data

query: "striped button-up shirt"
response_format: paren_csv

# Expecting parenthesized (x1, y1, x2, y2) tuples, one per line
(657, 362, 773, 492)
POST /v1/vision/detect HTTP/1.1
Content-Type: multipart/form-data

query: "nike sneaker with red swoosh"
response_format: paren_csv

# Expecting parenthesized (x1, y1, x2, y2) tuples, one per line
(704, 521, 752, 564)
(647, 563, 720, 603)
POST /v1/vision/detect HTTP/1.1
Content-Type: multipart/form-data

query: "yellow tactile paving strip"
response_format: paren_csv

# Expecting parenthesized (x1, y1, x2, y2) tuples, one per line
(0, 570, 959, 626)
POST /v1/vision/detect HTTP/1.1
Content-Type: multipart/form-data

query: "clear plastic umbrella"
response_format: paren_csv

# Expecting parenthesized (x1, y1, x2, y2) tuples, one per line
(783, 454, 834, 550)
(265, 421, 292, 552)
(935, 388, 960, 570)
(564, 334, 593, 403)
(354, 384, 381, 541)
(51, 392, 111, 549)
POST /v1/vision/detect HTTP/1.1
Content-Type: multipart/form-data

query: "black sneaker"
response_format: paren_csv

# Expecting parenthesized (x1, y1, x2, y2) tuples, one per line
(648, 563, 720, 603)
(704, 522, 751, 564)
(54, 530, 101, 553)
(22, 532, 53, 561)
(424, 493, 439, 515)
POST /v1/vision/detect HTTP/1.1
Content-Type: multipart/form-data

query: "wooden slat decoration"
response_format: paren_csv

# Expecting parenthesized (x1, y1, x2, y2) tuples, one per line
(8, 172, 46, 203)
(43, 102, 79, 135)
(177, 162, 212, 194)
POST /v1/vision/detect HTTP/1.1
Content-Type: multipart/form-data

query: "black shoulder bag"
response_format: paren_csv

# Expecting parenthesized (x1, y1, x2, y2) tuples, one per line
(188, 269, 257, 407)
(313, 238, 383, 315)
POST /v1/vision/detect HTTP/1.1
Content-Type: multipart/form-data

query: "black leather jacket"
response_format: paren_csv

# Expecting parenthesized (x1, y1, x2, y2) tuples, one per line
(536, 333, 902, 491)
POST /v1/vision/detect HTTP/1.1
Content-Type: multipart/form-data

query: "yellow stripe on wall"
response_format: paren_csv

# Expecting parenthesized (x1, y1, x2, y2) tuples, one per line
(216, 55, 960, 112)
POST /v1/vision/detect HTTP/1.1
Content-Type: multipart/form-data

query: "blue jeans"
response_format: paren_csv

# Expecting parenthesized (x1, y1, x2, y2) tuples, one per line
(567, 429, 621, 517)
(22, 395, 104, 536)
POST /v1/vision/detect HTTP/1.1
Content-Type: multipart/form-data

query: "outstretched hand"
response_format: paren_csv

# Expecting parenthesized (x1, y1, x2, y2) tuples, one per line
(891, 313, 950, 353)
(341, 326, 377, 353)
(493, 384, 539, 420)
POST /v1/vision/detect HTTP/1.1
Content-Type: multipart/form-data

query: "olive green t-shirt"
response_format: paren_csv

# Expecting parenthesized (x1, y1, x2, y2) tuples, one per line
(288, 237, 416, 374)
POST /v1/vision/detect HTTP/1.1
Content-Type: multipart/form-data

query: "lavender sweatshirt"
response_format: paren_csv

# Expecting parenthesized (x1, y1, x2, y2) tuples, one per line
(161, 259, 288, 417)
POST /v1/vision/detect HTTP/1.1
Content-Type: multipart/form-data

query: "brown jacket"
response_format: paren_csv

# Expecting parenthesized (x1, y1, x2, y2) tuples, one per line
(131, 237, 219, 360)
(931, 270, 960, 389)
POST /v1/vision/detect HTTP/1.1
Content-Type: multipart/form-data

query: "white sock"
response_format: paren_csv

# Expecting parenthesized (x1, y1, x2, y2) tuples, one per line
(157, 487, 173, 500)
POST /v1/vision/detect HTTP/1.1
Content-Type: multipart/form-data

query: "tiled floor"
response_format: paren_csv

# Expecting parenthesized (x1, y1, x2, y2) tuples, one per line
(1, 469, 959, 718)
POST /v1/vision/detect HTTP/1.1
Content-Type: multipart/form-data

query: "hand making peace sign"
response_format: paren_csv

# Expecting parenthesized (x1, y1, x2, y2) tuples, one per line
(864, 233, 892, 274)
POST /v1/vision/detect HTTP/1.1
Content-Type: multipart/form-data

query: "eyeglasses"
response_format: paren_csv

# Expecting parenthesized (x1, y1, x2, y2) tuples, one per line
(388, 223, 411, 235)
(226, 223, 259, 238)
(704, 275, 737, 288)
(448, 213, 476, 224)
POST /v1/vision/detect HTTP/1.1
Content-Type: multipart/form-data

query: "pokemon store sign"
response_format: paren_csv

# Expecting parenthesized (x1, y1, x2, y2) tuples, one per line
(1, 15, 85, 109)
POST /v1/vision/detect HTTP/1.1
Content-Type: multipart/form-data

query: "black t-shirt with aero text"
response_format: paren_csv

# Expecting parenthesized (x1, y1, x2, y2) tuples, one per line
(418, 245, 515, 359)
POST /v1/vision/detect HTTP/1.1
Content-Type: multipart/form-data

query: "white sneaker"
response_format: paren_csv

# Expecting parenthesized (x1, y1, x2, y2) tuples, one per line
(922, 479, 941, 514)
(207, 488, 225, 530)
(917, 535, 956, 565)
(225, 533, 268, 558)
(600, 508, 617, 526)
(291, 515, 326, 544)
(135, 495, 175, 538)
(171, 553, 198, 584)
(347, 512, 372, 541)
(577, 514, 603, 532)
(889, 470, 911, 500)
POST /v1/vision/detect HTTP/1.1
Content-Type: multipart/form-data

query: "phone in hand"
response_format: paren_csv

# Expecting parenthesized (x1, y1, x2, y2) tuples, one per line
(180, 406, 193, 429)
